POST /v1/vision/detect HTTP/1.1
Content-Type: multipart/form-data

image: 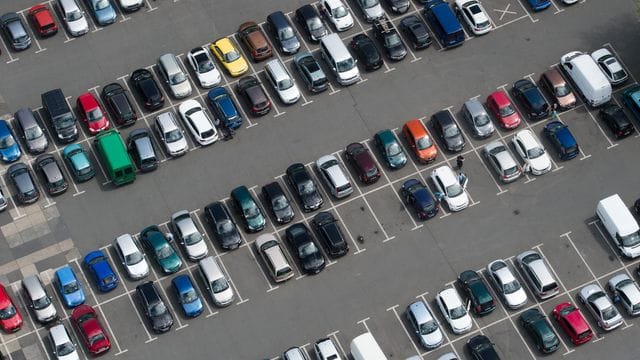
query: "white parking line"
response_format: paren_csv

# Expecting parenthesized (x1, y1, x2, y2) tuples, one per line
(328, 331, 349, 358)
(515, 0, 539, 23)
(588, 220, 639, 285)
(0, 174, 23, 220)
(144, 0, 157, 12)
(233, 222, 280, 293)
(386, 305, 424, 359)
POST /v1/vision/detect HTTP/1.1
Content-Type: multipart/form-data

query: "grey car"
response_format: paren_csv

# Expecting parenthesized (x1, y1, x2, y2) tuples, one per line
(0, 12, 31, 51)
(35, 154, 68, 196)
(462, 99, 495, 138)
(84, 0, 116, 26)
(293, 51, 329, 93)
(8, 162, 40, 204)
(483, 140, 522, 183)
(154, 112, 188, 157)
(14, 108, 48, 154)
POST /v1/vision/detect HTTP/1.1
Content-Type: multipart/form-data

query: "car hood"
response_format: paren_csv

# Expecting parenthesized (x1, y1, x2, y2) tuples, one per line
(310, 26, 328, 40)
(185, 240, 208, 259)
(95, 6, 116, 22)
(302, 191, 323, 209)
(57, 350, 79, 360)
(35, 303, 57, 321)
(301, 251, 325, 271)
(450, 314, 472, 332)
(213, 287, 235, 305)
(67, 15, 88, 32)
(280, 36, 300, 51)
(159, 253, 182, 272)
(278, 85, 300, 103)
(505, 288, 527, 307)
(63, 289, 85, 307)
(274, 205, 294, 222)
(198, 68, 221, 87)
(445, 135, 464, 149)
(170, 81, 192, 97)
(475, 121, 495, 137)
(125, 259, 149, 279)
(0, 143, 20, 162)
(165, 136, 188, 154)
(420, 327, 444, 347)
(27, 134, 48, 153)
(151, 311, 173, 330)
(445, 190, 469, 210)
(0, 313, 22, 330)
(528, 153, 551, 172)
(182, 297, 203, 315)
(363, 4, 384, 19)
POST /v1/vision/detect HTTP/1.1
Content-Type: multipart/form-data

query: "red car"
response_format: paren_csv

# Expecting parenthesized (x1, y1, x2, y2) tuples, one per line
(552, 302, 593, 345)
(487, 91, 521, 129)
(28, 4, 58, 37)
(71, 305, 111, 355)
(77, 93, 110, 134)
(0, 283, 23, 333)
(345, 142, 381, 184)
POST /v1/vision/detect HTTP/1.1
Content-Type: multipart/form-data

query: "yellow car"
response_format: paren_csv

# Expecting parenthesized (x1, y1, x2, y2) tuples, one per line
(210, 37, 249, 77)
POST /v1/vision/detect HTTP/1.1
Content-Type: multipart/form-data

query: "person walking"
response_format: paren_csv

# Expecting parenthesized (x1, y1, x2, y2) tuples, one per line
(456, 155, 464, 170)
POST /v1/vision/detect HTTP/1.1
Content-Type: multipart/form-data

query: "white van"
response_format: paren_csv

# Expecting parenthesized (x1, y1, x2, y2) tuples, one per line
(560, 51, 611, 107)
(320, 33, 360, 86)
(350, 332, 387, 360)
(596, 194, 640, 258)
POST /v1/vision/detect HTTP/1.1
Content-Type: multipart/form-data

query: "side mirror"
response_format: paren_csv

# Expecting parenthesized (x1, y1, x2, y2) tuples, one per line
(466, 299, 471, 311)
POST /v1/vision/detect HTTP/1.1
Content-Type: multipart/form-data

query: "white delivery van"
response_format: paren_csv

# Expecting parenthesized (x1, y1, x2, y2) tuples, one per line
(320, 33, 360, 86)
(596, 194, 640, 258)
(350, 332, 387, 360)
(560, 51, 611, 107)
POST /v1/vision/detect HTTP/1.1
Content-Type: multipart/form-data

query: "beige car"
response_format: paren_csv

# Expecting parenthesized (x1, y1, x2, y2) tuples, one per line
(540, 68, 576, 110)
(255, 234, 294, 282)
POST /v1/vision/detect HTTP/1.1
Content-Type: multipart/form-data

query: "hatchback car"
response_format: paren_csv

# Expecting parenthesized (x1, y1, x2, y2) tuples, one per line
(483, 140, 522, 183)
(319, 0, 354, 31)
(204, 201, 242, 250)
(373, 16, 407, 61)
(76, 92, 110, 135)
(316, 155, 353, 199)
(0, 120, 21, 163)
(266, 11, 301, 54)
(35, 155, 68, 196)
(540, 68, 576, 110)
(458, 270, 495, 315)
(171, 274, 203, 318)
(578, 283, 623, 331)
(49, 323, 79, 360)
(515, 250, 559, 299)
(0, 12, 31, 51)
(512, 130, 552, 175)
(607, 273, 640, 316)
(286, 163, 324, 211)
(374, 129, 407, 169)
(436, 288, 472, 334)
(314, 337, 342, 360)
(399, 15, 431, 50)
(512, 79, 550, 120)
(467, 335, 500, 360)
(84, 0, 116, 26)
(255, 234, 295, 282)
(432, 110, 465, 152)
(283, 347, 310, 360)
(14, 108, 48, 154)
(599, 104, 635, 139)
(207, 87, 244, 129)
(140, 225, 182, 274)
(28, 4, 58, 37)
(136, 281, 173, 333)
(238, 21, 272, 61)
(62, 143, 95, 182)
(154, 112, 188, 157)
(430, 165, 469, 212)
(113, 233, 149, 279)
(265, 59, 301, 104)
(345, 142, 381, 184)
(285, 223, 326, 274)
(355, 0, 384, 22)
(131, 69, 165, 110)
(127, 128, 158, 172)
(262, 181, 295, 224)
(454, 0, 492, 35)
(71, 305, 111, 355)
(312, 211, 349, 257)
(0, 283, 23, 333)
(403, 119, 437, 163)
(544, 121, 579, 160)
(401, 178, 438, 220)
(461, 99, 495, 138)
(8, 163, 39, 204)
(553, 302, 593, 345)
(178, 99, 218, 146)
(84, 250, 118, 292)
(101, 83, 138, 127)
(295, 5, 328, 42)
(486, 259, 527, 309)
(237, 76, 271, 116)
(293, 51, 329, 93)
(54, 265, 85, 308)
(384, 0, 410, 13)
(591, 48, 628, 86)
(57, 0, 89, 37)
(231, 185, 266, 232)
(170, 210, 208, 261)
(350, 34, 383, 71)
(406, 300, 444, 349)
(487, 91, 521, 129)
(186, 46, 221, 88)
(520, 309, 559, 354)
(210, 37, 249, 77)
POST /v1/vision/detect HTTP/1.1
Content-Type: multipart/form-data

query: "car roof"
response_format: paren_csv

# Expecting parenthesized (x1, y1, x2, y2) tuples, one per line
(156, 112, 178, 131)
(206, 201, 229, 221)
(408, 301, 434, 323)
(0, 120, 11, 137)
(55, 266, 76, 285)
(214, 37, 235, 53)
(324, 0, 345, 9)
(115, 234, 138, 255)
(231, 186, 255, 206)
(464, 98, 487, 116)
(486, 141, 516, 167)
(439, 288, 462, 307)
(49, 324, 71, 344)
(433, 166, 457, 186)
(489, 91, 511, 107)
(404, 118, 428, 138)
(315, 338, 338, 355)
(429, 1, 462, 33)
(515, 130, 539, 149)
(171, 274, 193, 292)
(543, 68, 567, 86)
(138, 282, 161, 302)
(297, 4, 319, 20)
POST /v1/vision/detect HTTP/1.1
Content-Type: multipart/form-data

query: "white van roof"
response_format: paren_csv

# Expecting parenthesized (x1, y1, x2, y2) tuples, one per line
(598, 194, 639, 236)
(350, 332, 387, 360)
(321, 33, 351, 62)
(568, 53, 610, 89)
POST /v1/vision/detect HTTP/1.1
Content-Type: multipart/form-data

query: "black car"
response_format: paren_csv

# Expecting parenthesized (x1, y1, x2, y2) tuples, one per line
(0, 12, 31, 51)
(293, 51, 329, 93)
(8, 162, 39, 204)
(467, 335, 500, 360)
(399, 15, 431, 50)
(432, 110, 465, 152)
(127, 128, 159, 172)
(373, 17, 407, 61)
(519, 309, 560, 354)
(131, 69, 165, 110)
(285, 223, 326, 274)
(383, 0, 410, 13)
(35, 154, 68, 196)
(286, 163, 323, 212)
(262, 181, 295, 224)
(599, 104, 635, 139)
(512, 79, 550, 120)
(458, 270, 495, 315)
(101, 83, 138, 127)
(136, 281, 173, 333)
(203, 201, 242, 250)
(295, 4, 328, 42)
(312, 211, 348, 257)
(237, 76, 271, 116)
(349, 34, 383, 71)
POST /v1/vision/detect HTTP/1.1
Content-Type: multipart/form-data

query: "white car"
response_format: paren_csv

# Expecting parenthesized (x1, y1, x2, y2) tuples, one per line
(186, 47, 221, 88)
(562, 0, 578, 3)
(591, 48, 628, 86)
(171, 210, 208, 261)
(314, 337, 342, 360)
(487, 259, 527, 309)
(178, 99, 218, 146)
(57, 0, 89, 37)
(578, 283, 623, 331)
(512, 130, 552, 175)
(430, 165, 469, 212)
(436, 288, 472, 334)
(319, 0, 354, 31)
(608, 273, 640, 316)
(49, 324, 79, 360)
(117, 0, 143, 12)
(154, 112, 188, 157)
(454, 0, 492, 35)
(114, 234, 149, 280)
(355, 0, 384, 22)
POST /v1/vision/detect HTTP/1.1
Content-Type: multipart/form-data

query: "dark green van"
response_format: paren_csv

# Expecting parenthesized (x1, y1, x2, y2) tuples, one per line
(94, 129, 136, 186)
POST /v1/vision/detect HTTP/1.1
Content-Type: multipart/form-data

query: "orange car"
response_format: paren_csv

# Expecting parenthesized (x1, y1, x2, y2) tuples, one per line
(402, 119, 437, 163)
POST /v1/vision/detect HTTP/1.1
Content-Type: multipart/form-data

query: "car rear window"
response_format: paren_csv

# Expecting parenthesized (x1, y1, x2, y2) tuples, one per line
(336, 184, 351, 193)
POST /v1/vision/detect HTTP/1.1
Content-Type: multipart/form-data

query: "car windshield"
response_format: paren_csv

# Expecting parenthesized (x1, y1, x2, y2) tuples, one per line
(78, 164, 92, 176)
(619, 231, 640, 248)
(272, 195, 289, 211)
(279, 28, 295, 40)
(499, 105, 515, 117)
(0, 135, 15, 148)
(555, 85, 570, 97)
(299, 242, 318, 257)
(157, 244, 174, 259)
(601, 305, 618, 320)
(612, 70, 626, 81)
(336, 58, 355, 72)
(217, 220, 235, 234)
(149, 303, 166, 316)
(56, 342, 75, 356)
(68, 10, 83, 21)
(416, 136, 432, 150)
(184, 231, 203, 246)
(443, 126, 460, 138)
(558, 305, 576, 317)
(446, 183, 463, 197)
(24, 126, 43, 141)
(165, 128, 183, 143)
(308, 18, 323, 31)
(0, 304, 16, 320)
(96, 0, 110, 10)
(89, 333, 105, 347)
(420, 320, 439, 335)
(170, 73, 186, 85)
(299, 180, 315, 195)
(245, 205, 260, 219)
(450, 305, 466, 319)
(503, 279, 521, 294)
(278, 79, 294, 90)
(182, 289, 198, 304)
(386, 143, 402, 156)
(527, 146, 544, 159)
(363, 0, 379, 8)
(212, 278, 230, 293)
(59, 114, 75, 128)
(224, 50, 240, 62)
(33, 295, 51, 310)
(385, 34, 402, 47)
(475, 114, 491, 126)
(63, 281, 79, 294)
(334, 6, 348, 18)
(125, 251, 143, 266)
(198, 59, 214, 73)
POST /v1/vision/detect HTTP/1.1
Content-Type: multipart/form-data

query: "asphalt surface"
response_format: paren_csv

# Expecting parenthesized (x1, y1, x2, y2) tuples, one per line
(1, 0, 640, 359)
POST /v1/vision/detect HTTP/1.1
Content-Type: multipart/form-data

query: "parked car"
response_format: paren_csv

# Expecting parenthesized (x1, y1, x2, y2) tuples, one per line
(49, 323, 79, 360)
(0, 12, 31, 51)
(178, 99, 218, 146)
(54, 265, 85, 308)
(430, 165, 469, 212)
(22, 275, 57, 323)
(0, 120, 21, 163)
(373, 16, 407, 61)
(238, 21, 272, 61)
(254, 234, 295, 282)
(157, 53, 192, 99)
(35, 154, 68, 195)
(127, 128, 158, 172)
(316, 155, 353, 199)
(116, 0, 143, 12)
(171, 275, 203, 318)
(399, 15, 431, 50)
(591, 48, 628, 86)
(319, 0, 354, 31)
(512, 79, 550, 120)
(71, 305, 111, 354)
(349, 34, 383, 71)
(383, 0, 410, 13)
(237, 76, 270, 116)
(622, 84, 640, 121)
(230, 185, 266, 232)
(540, 68, 576, 110)
(140, 225, 182, 274)
(483, 140, 522, 183)
(203, 201, 242, 250)
(345, 142, 381, 184)
(374, 129, 407, 169)
(170, 210, 208, 261)
(131, 69, 165, 110)
(312, 211, 349, 257)
(101, 83, 138, 127)
(295, 5, 328, 42)
(486, 259, 527, 309)
(515, 250, 559, 299)
(467, 335, 501, 359)
(599, 104, 635, 139)
(7, 163, 39, 204)
(0, 283, 23, 333)
(454, 0, 492, 35)
(62, 143, 95, 182)
(84, 250, 118, 292)
(285, 223, 326, 274)
(266, 11, 301, 54)
(84, 0, 116, 26)
(293, 51, 329, 93)
(28, 4, 58, 37)
(458, 270, 495, 315)
(607, 273, 640, 316)
(57, 0, 89, 37)
(578, 284, 623, 331)
(262, 181, 295, 224)
(402, 119, 437, 163)
(186, 46, 221, 88)
(14, 108, 48, 154)
(355, 0, 384, 22)
(314, 337, 342, 360)
(207, 87, 244, 129)
(286, 163, 324, 211)
(401, 178, 438, 220)
(436, 288, 472, 334)
(76, 92, 110, 135)
(432, 110, 465, 152)
(553, 302, 593, 345)
(406, 300, 444, 349)
(136, 281, 173, 333)
(283, 347, 310, 360)
(461, 99, 494, 138)
(210, 37, 249, 77)
(264, 59, 301, 104)
(520, 309, 559, 354)
(154, 112, 188, 157)
(544, 120, 579, 160)
(113, 233, 149, 279)
(511, 130, 552, 175)
(487, 90, 521, 129)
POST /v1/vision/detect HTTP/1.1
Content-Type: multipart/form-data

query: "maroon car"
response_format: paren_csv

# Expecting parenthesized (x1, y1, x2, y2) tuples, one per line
(345, 142, 380, 184)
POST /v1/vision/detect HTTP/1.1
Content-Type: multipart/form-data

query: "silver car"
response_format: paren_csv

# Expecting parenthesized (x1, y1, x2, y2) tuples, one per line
(15, 108, 48, 154)
(57, 0, 89, 37)
(461, 99, 494, 138)
(49, 324, 79, 360)
(171, 210, 208, 261)
(578, 284, 623, 331)
(406, 300, 444, 349)
(154, 112, 188, 156)
(114, 233, 149, 279)
(608, 274, 640, 316)
(487, 259, 527, 309)
(483, 140, 522, 183)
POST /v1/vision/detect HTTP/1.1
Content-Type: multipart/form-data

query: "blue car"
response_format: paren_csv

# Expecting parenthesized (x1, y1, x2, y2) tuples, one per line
(171, 275, 203, 318)
(526, 0, 551, 11)
(544, 121, 579, 160)
(85, 0, 117, 26)
(207, 87, 243, 130)
(84, 250, 119, 292)
(622, 84, 640, 121)
(0, 120, 21, 163)
(401, 178, 438, 220)
(54, 265, 85, 308)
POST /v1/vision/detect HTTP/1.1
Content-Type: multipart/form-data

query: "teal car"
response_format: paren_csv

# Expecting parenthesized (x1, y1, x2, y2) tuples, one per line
(374, 129, 407, 169)
(622, 84, 640, 122)
(230, 185, 266, 233)
(140, 225, 182, 274)
(62, 143, 95, 182)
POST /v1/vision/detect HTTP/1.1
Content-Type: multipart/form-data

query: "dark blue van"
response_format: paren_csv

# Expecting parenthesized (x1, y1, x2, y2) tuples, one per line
(423, 0, 465, 49)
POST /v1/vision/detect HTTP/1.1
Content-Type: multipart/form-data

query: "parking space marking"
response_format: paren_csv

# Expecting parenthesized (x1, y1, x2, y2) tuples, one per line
(416, 292, 461, 358)
(584, 107, 618, 149)
(233, 224, 280, 293)
(10, 283, 51, 360)
(328, 331, 349, 358)
(494, 3, 517, 21)
(0, 35, 18, 63)
(550, 0, 565, 14)
(587, 220, 638, 283)
(515, 0, 539, 23)
(0, 173, 24, 220)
